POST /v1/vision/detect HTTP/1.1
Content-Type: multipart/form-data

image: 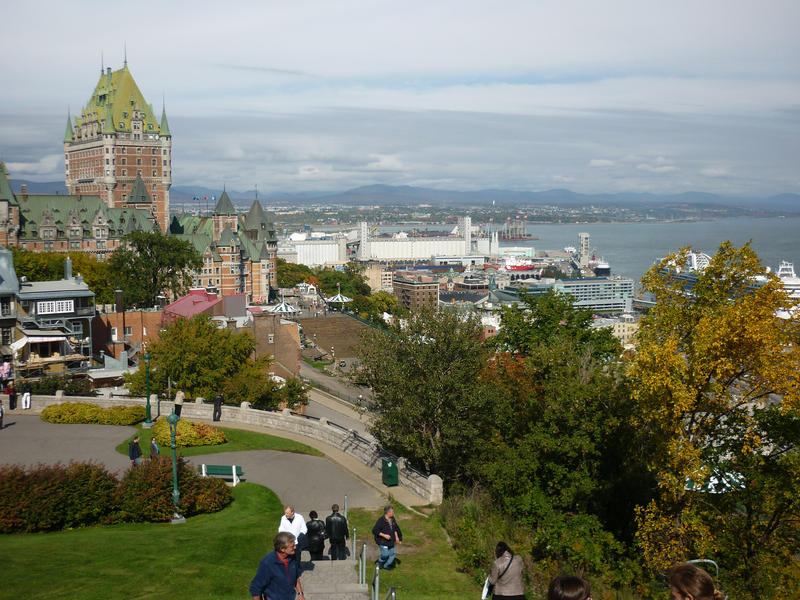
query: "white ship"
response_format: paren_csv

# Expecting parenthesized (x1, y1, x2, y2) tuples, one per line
(776, 261, 800, 299)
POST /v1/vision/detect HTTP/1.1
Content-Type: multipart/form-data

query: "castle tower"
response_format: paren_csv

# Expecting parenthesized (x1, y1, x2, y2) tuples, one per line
(64, 63, 172, 232)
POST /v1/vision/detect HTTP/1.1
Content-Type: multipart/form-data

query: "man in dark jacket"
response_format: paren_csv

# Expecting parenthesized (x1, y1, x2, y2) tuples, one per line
(372, 505, 402, 570)
(249, 532, 305, 600)
(128, 435, 143, 466)
(325, 503, 349, 560)
(213, 393, 223, 421)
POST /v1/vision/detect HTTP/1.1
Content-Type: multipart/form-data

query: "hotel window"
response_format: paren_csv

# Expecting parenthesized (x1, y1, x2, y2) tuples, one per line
(110, 327, 118, 342)
(136, 158, 141, 165)
(1, 328, 11, 345)
(152, 170, 157, 177)
(124, 326, 132, 336)
(121, 158, 126, 165)
(121, 170, 126, 176)
(137, 170, 142, 176)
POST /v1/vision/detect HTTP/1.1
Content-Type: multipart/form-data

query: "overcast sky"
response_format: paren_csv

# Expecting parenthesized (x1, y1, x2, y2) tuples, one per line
(1, 0, 799, 197)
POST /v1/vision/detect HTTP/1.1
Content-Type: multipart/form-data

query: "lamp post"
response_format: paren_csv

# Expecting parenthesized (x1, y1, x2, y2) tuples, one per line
(166, 411, 185, 524)
(143, 351, 153, 427)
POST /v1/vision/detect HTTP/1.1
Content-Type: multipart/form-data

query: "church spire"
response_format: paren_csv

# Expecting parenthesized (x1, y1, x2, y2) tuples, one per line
(160, 103, 171, 137)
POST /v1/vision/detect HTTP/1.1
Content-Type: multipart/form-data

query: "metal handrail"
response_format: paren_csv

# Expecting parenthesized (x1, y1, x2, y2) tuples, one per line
(371, 564, 380, 600)
(383, 587, 396, 600)
(353, 527, 357, 559)
(359, 542, 366, 585)
(344, 494, 348, 519)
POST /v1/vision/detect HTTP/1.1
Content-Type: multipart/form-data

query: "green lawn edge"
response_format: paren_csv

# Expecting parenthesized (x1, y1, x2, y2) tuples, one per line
(114, 421, 323, 458)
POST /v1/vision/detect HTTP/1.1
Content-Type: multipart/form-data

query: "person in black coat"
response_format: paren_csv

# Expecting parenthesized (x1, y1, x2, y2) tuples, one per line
(326, 503, 349, 560)
(306, 511, 327, 561)
(213, 393, 223, 421)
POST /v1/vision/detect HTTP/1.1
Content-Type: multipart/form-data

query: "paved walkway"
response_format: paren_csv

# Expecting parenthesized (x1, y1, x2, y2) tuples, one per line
(0, 411, 427, 511)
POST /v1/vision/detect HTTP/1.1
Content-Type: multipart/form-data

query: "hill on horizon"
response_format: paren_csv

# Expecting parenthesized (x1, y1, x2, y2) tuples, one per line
(9, 179, 800, 212)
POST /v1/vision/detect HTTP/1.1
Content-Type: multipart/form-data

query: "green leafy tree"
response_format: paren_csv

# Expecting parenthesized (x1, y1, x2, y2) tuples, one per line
(357, 308, 491, 480)
(68, 251, 114, 304)
(475, 292, 647, 582)
(281, 376, 310, 409)
(221, 358, 283, 410)
(277, 258, 313, 288)
(630, 242, 800, 598)
(108, 231, 202, 308)
(10, 248, 114, 304)
(124, 314, 259, 401)
(10, 247, 64, 281)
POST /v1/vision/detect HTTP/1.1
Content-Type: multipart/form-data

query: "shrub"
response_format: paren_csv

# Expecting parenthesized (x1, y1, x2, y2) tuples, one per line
(0, 458, 231, 532)
(0, 462, 116, 533)
(152, 418, 227, 448)
(113, 456, 232, 522)
(29, 375, 93, 396)
(41, 402, 145, 426)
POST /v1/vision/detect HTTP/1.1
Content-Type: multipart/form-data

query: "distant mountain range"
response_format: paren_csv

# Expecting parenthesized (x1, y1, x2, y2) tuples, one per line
(9, 179, 800, 213)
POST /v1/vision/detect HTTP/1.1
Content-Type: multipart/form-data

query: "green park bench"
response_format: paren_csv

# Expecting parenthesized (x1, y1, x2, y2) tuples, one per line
(200, 464, 244, 486)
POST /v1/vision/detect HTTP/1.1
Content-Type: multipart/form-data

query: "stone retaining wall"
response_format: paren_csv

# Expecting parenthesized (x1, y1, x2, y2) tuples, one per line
(11, 393, 443, 505)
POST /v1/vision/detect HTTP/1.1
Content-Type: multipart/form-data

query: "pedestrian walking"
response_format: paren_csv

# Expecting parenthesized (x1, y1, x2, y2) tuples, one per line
(174, 389, 185, 417)
(21, 380, 31, 410)
(0, 400, 4, 430)
(279, 506, 308, 557)
(128, 435, 143, 466)
(326, 503, 349, 560)
(213, 392, 223, 422)
(150, 437, 160, 460)
(7, 381, 16, 411)
(249, 532, 305, 600)
(306, 511, 327, 561)
(372, 505, 402, 570)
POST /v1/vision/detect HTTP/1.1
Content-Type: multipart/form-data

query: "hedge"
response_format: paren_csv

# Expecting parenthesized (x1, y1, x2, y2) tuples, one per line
(41, 403, 145, 426)
(152, 418, 227, 447)
(0, 459, 232, 533)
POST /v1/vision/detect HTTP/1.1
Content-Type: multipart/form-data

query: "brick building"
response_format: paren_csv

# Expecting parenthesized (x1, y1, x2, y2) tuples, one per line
(64, 62, 172, 233)
(172, 192, 278, 303)
(392, 270, 440, 311)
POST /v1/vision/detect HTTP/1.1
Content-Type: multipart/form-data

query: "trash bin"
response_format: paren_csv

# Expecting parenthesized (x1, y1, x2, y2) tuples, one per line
(381, 457, 399, 487)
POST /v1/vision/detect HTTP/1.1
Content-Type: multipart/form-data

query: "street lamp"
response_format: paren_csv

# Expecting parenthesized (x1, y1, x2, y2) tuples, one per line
(166, 411, 186, 524)
(144, 351, 153, 427)
(331, 346, 335, 365)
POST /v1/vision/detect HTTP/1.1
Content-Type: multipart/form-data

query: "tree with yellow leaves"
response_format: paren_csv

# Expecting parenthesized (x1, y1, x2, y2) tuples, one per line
(630, 242, 800, 599)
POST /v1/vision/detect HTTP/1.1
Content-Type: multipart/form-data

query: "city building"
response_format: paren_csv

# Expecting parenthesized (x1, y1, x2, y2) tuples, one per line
(393, 270, 439, 311)
(14, 258, 95, 377)
(0, 163, 156, 257)
(491, 276, 635, 313)
(363, 262, 394, 292)
(64, 62, 172, 232)
(0, 248, 19, 362)
(171, 192, 278, 302)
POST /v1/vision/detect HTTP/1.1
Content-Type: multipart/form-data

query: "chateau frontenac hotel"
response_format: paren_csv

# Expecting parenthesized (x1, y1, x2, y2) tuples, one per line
(0, 62, 277, 302)
(64, 60, 172, 233)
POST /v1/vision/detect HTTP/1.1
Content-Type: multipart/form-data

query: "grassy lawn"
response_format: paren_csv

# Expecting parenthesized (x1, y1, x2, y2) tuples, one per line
(302, 356, 331, 370)
(0, 483, 282, 600)
(115, 423, 323, 458)
(348, 503, 477, 600)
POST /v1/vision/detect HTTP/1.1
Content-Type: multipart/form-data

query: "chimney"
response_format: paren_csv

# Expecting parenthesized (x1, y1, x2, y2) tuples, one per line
(64, 257, 72, 280)
(115, 289, 124, 314)
(21, 184, 27, 201)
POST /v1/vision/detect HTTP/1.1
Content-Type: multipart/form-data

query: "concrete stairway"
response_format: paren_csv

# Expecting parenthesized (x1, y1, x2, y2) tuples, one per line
(300, 559, 369, 600)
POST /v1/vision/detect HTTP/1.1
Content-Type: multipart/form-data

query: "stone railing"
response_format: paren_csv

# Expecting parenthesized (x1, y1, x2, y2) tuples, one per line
(12, 392, 443, 505)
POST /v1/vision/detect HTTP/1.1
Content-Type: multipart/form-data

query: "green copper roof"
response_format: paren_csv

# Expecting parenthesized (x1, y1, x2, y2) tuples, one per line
(72, 65, 162, 137)
(63, 113, 73, 142)
(213, 191, 236, 215)
(128, 174, 151, 204)
(0, 163, 16, 203)
(160, 106, 171, 137)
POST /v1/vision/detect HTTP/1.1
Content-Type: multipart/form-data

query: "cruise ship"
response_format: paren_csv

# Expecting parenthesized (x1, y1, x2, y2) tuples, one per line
(776, 261, 800, 299)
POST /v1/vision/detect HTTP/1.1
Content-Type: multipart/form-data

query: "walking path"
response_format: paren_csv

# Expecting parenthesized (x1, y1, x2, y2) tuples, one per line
(0, 411, 426, 511)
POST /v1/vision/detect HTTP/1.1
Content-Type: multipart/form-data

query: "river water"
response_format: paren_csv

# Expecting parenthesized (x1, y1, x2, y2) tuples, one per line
(368, 216, 800, 284)
(513, 216, 800, 283)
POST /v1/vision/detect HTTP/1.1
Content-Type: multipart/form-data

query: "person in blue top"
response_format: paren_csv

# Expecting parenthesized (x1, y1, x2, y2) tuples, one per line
(250, 532, 305, 600)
